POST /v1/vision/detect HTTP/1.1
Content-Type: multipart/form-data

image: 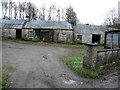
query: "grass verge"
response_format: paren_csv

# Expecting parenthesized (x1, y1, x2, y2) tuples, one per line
(0, 65, 14, 88)
(60, 51, 119, 78)
(2, 37, 104, 50)
(2, 37, 85, 49)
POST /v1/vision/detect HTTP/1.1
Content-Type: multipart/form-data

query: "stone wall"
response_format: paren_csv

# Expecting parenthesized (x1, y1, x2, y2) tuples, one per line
(2, 29, 16, 38)
(96, 49, 120, 66)
(53, 30, 73, 43)
(83, 43, 120, 69)
(22, 29, 35, 40)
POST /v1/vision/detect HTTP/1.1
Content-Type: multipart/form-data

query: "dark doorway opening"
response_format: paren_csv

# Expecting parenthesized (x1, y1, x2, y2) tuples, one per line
(92, 34, 101, 44)
(44, 31, 50, 42)
(16, 29, 22, 38)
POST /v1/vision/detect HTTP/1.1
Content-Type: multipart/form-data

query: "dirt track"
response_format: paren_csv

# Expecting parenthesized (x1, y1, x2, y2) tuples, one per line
(2, 41, 118, 88)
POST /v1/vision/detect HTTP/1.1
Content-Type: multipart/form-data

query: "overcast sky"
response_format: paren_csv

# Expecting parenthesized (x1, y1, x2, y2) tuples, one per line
(0, 0, 120, 25)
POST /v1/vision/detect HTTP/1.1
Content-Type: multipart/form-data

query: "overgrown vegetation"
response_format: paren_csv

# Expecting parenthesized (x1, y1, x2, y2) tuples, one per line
(2, 37, 85, 49)
(60, 50, 119, 78)
(2, 36, 105, 50)
(1, 65, 14, 88)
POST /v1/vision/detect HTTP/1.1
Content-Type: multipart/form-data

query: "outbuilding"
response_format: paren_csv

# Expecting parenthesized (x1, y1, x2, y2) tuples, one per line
(74, 24, 108, 44)
(0, 19, 26, 38)
(22, 20, 73, 43)
(104, 30, 120, 49)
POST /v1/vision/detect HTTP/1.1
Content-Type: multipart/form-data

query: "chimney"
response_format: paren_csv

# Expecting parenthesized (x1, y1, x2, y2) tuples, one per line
(26, 16, 30, 22)
(85, 23, 89, 25)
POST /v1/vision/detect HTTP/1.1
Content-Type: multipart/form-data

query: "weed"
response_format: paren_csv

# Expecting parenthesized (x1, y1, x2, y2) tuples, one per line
(1, 65, 14, 88)
(60, 51, 119, 78)
(2, 37, 85, 49)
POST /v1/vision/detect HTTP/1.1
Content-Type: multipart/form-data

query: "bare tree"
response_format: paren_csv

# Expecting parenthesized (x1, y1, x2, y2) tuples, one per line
(12, 2, 17, 19)
(61, 8, 66, 21)
(104, 8, 118, 25)
(56, 8, 60, 21)
(103, 8, 120, 29)
(39, 4, 46, 20)
(32, 6, 38, 20)
(25, 2, 38, 20)
(18, 2, 22, 19)
(2, 1, 8, 19)
(8, 0, 14, 19)
(50, 4, 56, 21)
(21, 2, 27, 19)
(66, 6, 77, 26)
(48, 6, 52, 20)
(26, 2, 32, 19)
(38, 11, 43, 20)
(41, 4, 46, 20)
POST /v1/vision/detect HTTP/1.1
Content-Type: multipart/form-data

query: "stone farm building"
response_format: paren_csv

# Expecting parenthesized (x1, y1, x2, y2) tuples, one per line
(22, 20, 73, 43)
(105, 30, 120, 49)
(0, 19, 26, 38)
(74, 24, 108, 44)
(0, 19, 73, 43)
(0, 19, 111, 44)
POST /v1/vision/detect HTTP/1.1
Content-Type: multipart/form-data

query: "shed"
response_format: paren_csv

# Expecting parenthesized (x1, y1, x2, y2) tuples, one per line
(104, 30, 120, 49)
(23, 20, 73, 43)
(74, 24, 108, 44)
(0, 19, 26, 38)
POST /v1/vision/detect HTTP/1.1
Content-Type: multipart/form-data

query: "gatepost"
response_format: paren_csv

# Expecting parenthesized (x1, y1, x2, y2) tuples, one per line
(83, 43, 98, 69)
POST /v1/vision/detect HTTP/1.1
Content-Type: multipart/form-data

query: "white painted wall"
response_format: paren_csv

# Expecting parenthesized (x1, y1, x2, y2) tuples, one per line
(74, 34, 105, 44)
(100, 35, 105, 44)
(82, 35, 92, 43)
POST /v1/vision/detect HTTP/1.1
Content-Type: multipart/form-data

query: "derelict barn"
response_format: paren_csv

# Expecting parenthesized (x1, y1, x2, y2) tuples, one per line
(105, 30, 120, 49)
(22, 20, 73, 43)
(0, 19, 26, 38)
(74, 24, 108, 44)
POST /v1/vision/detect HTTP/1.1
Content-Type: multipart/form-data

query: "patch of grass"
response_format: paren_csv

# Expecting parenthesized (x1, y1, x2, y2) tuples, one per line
(3, 37, 106, 50)
(61, 54, 102, 78)
(1, 65, 14, 88)
(2, 36, 85, 49)
(60, 51, 119, 78)
(51, 43, 85, 49)
(2, 74, 10, 88)
(97, 45, 104, 50)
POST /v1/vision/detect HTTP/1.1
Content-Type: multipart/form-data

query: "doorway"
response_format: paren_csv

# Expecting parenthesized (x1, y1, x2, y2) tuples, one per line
(16, 29, 22, 38)
(92, 34, 101, 44)
(44, 31, 50, 42)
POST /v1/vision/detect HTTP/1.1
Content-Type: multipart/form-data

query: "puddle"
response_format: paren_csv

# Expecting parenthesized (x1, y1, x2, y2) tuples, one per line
(63, 79, 76, 85)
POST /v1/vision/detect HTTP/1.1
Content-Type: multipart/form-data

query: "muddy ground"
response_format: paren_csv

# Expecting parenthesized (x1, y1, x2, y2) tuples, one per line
(2, 41, 119, 88)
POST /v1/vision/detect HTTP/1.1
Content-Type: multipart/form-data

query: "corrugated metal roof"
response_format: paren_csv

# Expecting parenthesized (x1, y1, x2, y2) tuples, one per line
(0, 19, 26, 29)
(74, 24, 108, 35)
(24, 20, 72, 30)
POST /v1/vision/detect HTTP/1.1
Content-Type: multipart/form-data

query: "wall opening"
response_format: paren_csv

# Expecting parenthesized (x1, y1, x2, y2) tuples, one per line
(16, 29, 22, 38)
(92, 34, 101, 44)
(34, 29, 53, 42)
(44, 31, 50, 42)
(77, 35, 82, 43)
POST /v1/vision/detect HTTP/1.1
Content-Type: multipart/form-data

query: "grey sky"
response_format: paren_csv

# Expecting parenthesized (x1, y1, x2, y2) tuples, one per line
(0, 0, 120, 25)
